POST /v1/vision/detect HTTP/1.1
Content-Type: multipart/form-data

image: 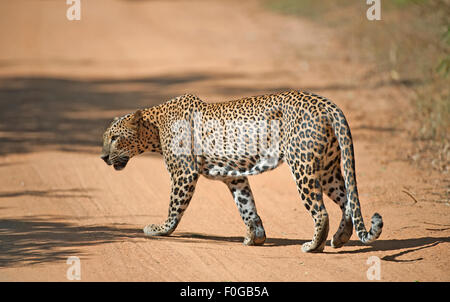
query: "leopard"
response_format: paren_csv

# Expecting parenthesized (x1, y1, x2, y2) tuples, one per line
(100, 90, 383, 252)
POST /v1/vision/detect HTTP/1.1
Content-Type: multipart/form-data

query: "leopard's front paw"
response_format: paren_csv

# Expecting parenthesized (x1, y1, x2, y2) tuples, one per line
(143, 224, 171, 236)
(243, 219, 266, 246)
(243, 232, 266, 246)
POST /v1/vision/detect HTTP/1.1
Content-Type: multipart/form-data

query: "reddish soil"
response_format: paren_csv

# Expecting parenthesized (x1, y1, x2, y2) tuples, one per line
(0, 0, 448, 281)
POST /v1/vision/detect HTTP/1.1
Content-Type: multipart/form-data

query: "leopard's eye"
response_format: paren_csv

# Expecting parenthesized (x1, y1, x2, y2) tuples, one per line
(111, 135, 119, 142)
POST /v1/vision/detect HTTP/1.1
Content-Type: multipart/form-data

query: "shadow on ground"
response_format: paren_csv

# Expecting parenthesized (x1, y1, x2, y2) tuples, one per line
(152, 232, 450, 262)
(0, 216, 144, 268)
(0, 188, 95, 199)
(336, 237, 450, 262)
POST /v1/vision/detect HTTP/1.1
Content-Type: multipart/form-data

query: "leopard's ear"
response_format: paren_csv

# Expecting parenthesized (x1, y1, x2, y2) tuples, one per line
(129, 109, 143, 129)
(113, 116, 120, 122)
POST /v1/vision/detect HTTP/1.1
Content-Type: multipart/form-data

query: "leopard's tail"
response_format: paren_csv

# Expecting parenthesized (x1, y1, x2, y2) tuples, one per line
(328, 106, 383, 244)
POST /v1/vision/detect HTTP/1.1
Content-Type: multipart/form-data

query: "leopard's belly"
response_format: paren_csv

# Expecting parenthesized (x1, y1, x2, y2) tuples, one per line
(200, 153, 284, 179)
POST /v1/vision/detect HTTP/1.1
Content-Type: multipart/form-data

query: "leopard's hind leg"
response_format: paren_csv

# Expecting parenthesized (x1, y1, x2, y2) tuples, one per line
(320, 123, 353, 248)
(322, 162, 353, 248)
(287, 153, 329, 253)
(285, 114, 331, 252)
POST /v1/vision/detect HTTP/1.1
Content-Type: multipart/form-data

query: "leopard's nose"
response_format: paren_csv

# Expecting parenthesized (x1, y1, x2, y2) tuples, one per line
(101, 154, 111, 165)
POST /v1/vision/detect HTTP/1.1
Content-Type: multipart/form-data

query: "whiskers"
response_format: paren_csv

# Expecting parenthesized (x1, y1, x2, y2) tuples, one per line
(109, 152, 130, 170)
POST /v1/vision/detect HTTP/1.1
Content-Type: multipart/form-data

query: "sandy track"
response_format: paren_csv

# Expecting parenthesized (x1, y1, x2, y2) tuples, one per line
(0, 0, 448, 281)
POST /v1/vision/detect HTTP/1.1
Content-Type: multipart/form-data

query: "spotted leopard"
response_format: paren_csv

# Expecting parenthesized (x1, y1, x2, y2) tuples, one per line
(101, 90, 383, 252)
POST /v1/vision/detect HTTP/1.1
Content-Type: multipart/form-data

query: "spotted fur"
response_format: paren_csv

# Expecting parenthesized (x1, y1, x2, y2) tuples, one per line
(101, 90, 383, 252)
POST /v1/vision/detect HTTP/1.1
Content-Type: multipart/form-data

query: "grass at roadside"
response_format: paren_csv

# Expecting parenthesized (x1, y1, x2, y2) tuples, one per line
(263, 0, 449, 173)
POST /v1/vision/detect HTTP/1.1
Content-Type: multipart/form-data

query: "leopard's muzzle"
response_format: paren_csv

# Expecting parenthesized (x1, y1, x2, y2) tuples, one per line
(101, 154, 129, 171)
(112, 155, 129, 171)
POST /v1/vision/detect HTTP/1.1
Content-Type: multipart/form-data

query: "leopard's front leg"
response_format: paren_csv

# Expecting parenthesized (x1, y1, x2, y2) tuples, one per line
(144, 171, 199, 237)
(224, 177, 266, 246)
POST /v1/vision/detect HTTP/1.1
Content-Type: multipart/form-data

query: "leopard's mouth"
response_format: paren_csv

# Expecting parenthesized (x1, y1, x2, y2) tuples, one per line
(113, 156, 129, 171)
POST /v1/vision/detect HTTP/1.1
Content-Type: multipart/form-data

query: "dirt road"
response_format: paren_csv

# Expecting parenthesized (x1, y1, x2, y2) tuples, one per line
(0, 0, 448, 281)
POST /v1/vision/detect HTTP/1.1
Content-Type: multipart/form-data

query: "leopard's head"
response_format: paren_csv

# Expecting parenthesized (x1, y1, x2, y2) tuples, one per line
(101, 109, 146, 171)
